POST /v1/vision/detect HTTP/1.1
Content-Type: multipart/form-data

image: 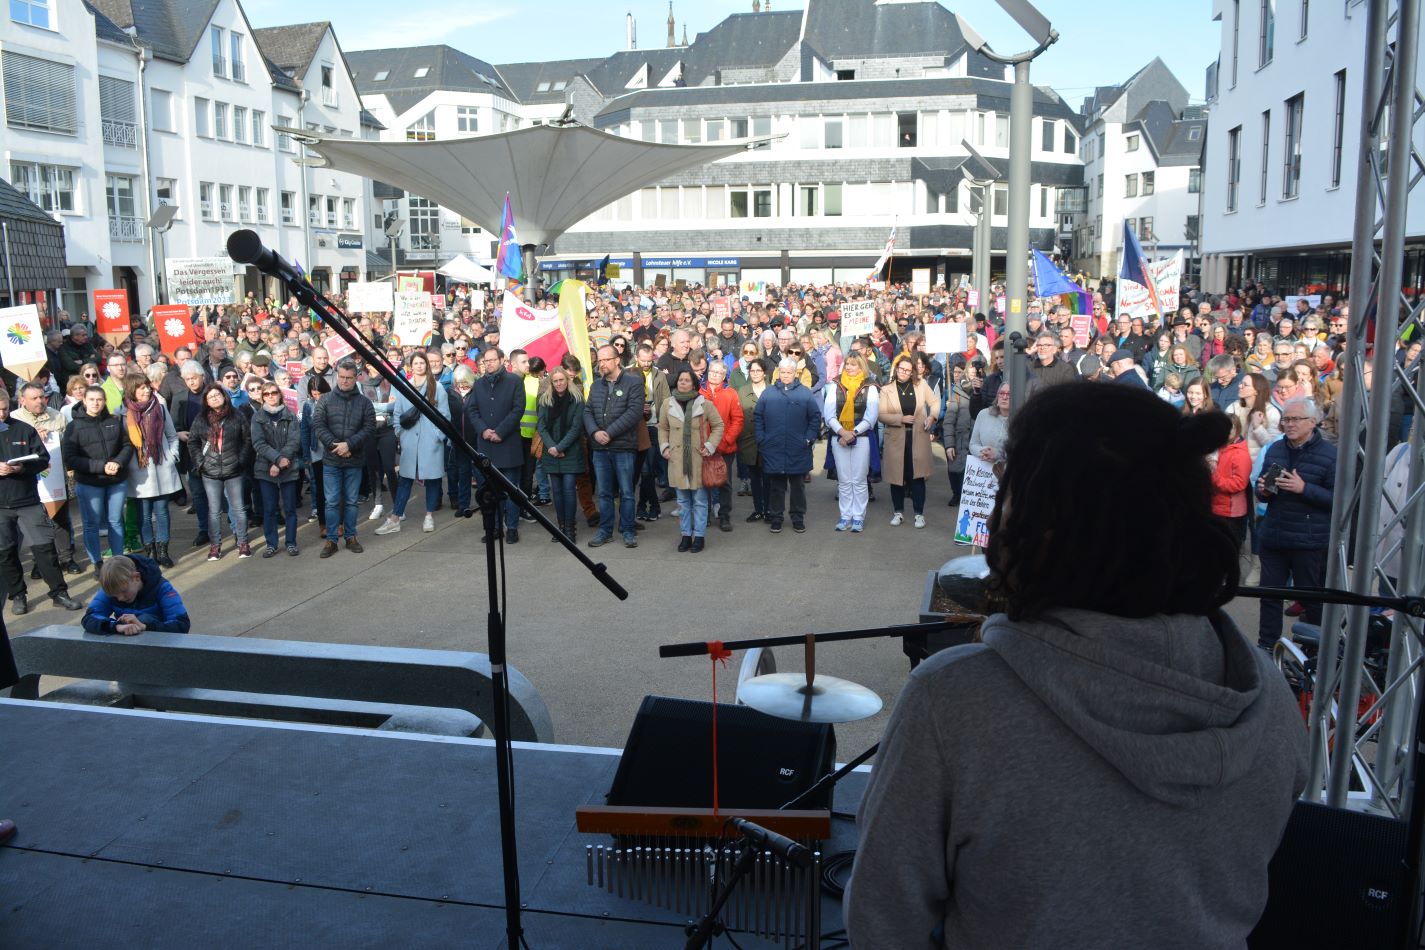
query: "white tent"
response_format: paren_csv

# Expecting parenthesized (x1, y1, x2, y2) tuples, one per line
(437, 254, 497, 284)
(284, 122, 770, 246)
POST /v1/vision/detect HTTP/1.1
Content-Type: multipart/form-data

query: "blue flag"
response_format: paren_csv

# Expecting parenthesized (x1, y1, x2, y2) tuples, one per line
(1031, 249, 1079, 298)
(496, 194, 523, 282)
(1118, 221, 1162, 317)
(596, 254, 610, 287)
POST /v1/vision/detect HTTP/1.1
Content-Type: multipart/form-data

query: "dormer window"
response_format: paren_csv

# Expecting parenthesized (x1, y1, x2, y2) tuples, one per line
(373, 70, 389, 81)
(414, 67, 429, 78)
(536, 81, 552, 92)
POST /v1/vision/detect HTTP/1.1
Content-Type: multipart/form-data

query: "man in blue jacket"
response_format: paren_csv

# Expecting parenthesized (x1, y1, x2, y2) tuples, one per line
(1254, 396, 1336, 650)
(584, 344, 644, 548)
(467, 347, 527, 543)
(83, 554, 191, 636)
(755, 358, 823, 534)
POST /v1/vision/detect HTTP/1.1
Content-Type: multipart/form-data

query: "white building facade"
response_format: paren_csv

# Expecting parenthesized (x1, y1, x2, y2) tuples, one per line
(1199, 0, 1425, 295)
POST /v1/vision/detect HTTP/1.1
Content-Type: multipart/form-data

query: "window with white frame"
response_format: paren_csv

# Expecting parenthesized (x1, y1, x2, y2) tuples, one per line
(1125, 174, 1138, 197)
(98, 75, 138, 148)
(213, 102, 228, 139)
(237, 185, 252, 221)
(325, 196, 337, 227)
(155, 177, 177, 212)
(413, 66, 429, 79)
(682, 118, 700, 143)
(277, 114, 293, 151)
(1259, 110, 1271, 203)
(342, 198, 354, 229)
(230, 32, 245, 82)
(252, 110, 266, 147)
(219, 184, 233, 220)
(1041, 119, 1055, 151)
(824, 183, 843, 216)
(1064, 127, 1077, 154)
(1227, 125, 1242, 211)
(11, 161, 75, 212)
(993, 114, 1008, 148)
(993, 183, 1008, 216)
(150, 88, 173, 131)
(195, 97, 210, 136)
(408, 196, 438, 248)
(406, 111, 436, 141)
(321, 65, 336, 106)
(2, 52, 77, 134)
(460, 216, 481, 234)
(280, 191, 295, 225)
(255, 188, 269, 223)
(1331, 71, 1346, 188)
(1231, 0, 1241, 86)
(824, 117, 843, 149)
(1299, 0, 1308, 39)
(211, 26, 227, 78)
(1283, 92, 1303, 198)
(308, 195, 320, 225)
(10, 0, 51, 28)
(457, 106, 478, 133)
(373, 70, 389, 82)
(199, 182, 214, 219)
(799, 185, 818, 216)
(105, 174, 136, 224)
(233, 105, 248, 143)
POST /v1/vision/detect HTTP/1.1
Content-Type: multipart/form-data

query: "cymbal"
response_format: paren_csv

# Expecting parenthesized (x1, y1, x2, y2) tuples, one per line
(737, 673, 883, 724)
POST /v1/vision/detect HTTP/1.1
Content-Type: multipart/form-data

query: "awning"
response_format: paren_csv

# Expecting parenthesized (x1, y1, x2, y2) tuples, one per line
(286, 123, 772, 247)
(437, 254, 497, 284)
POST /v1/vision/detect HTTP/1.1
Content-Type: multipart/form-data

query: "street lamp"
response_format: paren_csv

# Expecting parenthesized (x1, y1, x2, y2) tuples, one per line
(960, 140, 999, 316)
(956, 0, 1058, 411)
(146, 203, 179, 305)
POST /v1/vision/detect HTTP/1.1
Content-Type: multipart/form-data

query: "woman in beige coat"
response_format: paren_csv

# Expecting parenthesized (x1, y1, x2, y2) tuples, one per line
(658, 367, 724, 553)
(879, 353, 941, 528)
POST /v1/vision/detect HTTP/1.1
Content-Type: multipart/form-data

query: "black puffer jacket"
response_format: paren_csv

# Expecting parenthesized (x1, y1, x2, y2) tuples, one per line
(583, 370, 644, 452)
(188, 410, 252, 480)
(62, 406, 134, 487)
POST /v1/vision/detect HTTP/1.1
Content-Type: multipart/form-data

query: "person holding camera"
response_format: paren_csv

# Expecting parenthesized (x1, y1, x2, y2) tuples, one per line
(1253, 395, 1336, 651)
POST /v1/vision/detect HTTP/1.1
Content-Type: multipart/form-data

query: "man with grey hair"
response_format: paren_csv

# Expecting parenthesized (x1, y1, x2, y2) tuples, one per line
(1254, 396, 1336, 651)
(1207, 354, 1241, 411)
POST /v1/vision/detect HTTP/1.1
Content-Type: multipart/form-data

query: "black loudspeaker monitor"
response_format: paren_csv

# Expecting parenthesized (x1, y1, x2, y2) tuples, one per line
(1248, 799, 1408, 949)
(608, 695, 837, 811)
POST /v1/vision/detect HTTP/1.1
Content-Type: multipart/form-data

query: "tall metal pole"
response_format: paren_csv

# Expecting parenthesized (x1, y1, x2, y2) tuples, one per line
(521, 244, 538, 304)
(975, 183, 992, 315)
(1004, 59, 1033, 410)
(1306, 0, 1389, 797)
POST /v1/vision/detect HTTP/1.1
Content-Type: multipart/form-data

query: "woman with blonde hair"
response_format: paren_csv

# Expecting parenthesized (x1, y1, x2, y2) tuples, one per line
(822, 352, 880, 533)
(879, 354, 940, 528)
(535, 366, 587, 541)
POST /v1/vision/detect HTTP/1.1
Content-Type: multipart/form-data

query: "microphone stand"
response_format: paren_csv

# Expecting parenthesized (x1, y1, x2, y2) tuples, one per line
(228, 230, 628, 949)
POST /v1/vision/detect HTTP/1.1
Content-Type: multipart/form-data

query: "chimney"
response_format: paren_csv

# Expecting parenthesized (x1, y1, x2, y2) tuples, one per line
(627, 11, 636, 50)
(667, 2, 675, 48)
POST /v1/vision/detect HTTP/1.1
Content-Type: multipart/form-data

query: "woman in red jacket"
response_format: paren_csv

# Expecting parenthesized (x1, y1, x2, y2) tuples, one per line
(1210, 414, 1252, 550)
(700, 360, 744, 533)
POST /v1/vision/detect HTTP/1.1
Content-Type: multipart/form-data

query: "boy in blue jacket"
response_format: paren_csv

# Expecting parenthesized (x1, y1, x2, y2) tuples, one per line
(82, 555, 191, 636)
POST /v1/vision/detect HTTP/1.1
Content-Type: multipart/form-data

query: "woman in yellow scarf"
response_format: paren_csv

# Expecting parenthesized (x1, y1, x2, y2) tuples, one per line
(821, 354, 879, 532)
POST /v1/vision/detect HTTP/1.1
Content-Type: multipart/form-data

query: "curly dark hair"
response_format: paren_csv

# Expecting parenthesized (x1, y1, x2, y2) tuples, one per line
(985, 382, 1238, 620)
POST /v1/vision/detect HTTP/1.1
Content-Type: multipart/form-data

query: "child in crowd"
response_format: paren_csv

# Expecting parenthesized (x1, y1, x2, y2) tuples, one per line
(81, 554, 191, 636)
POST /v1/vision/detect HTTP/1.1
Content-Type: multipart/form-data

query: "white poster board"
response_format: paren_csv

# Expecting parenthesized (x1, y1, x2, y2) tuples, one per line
(35, 430, 66, 516)
(967, 289, 981, 309)
(390, 290, 433, 347)
(912, 268, 931, 296)
(0, 304, 48, 380)
(1284, 294, 1323, 313)
(346, 281, 394, 314)
(166, 257, 236, 306)
(468, 289, 486, 311)
(954, 456, 999, 547)
(924, 322, 968, 355)
(840, 300, 877, 337)
(739, 279, 767, 303)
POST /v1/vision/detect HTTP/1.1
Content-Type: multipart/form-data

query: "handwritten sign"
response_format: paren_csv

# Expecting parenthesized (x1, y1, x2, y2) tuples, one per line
(346, 281, 394, 314)
(391, 290, 433, 347)
(924, 322, 967, 355)
(840, 300, 877, 337)
(954, 456, 999, 547)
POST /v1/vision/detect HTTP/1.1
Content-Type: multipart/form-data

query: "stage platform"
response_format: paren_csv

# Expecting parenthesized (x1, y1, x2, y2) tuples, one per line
(0, 699, 866, 948)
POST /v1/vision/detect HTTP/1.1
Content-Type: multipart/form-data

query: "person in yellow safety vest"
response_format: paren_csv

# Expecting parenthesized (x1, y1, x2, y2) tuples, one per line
(510, 349, 545, 509)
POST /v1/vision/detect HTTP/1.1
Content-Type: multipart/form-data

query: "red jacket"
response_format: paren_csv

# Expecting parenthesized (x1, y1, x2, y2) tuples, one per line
(1211, 439, 1251, 518)
(700, 381, 743, 455)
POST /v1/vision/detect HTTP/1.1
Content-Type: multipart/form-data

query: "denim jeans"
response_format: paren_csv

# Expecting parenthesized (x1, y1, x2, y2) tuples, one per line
(715, 453, 736, 517)
(393, 476, 442, 517)
(592, 449, 636, 539)
(190, 470, 239, 539)
(889, 479, 927, 515)
(549, 472, 578, 527)
(74, 482, 126, 565)
(447, 444, 474, 512)
(676, 487, 710, 538)
(202, 476, 248, 543)
(259, 480, 298, 548)
(137, 496, 170, 544)
(323, 465, 362, 542)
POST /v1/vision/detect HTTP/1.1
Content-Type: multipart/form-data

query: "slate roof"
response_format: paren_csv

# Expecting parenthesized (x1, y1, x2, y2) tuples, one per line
(347, 46, 510, 114)
(1128, 100, 1177, 158)
(87, 0, 220, 64)
(495, 58, 605, 105)
(83, 1, 133, 44)
(577, 47, 688, 97)
(678, 10, 802, 82)
(802, 0, 968, 60)
(253, 22, 328, 76)
(0, 178, 68, 292)
(1157, 118, 1207, 166)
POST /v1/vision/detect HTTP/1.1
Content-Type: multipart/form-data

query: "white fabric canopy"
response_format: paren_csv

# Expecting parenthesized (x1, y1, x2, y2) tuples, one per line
(288, 123, 768, 246)
(437, 254, 497, 284)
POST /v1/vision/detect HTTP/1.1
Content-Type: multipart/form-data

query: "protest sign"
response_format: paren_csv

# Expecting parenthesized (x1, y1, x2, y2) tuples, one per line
(397, 275, 423, 293)
(468, 289, 486, 311)
(151, 304, 196, 356)
(166, 257, 235, 306)
(324, 333, 354, 364)
(92, 290, 131, 345)
(924, 322, 967, 354)
(281, 388, 300, 415)
(1284, 294, 1323, 312)
(35, 430, 65, 518)
(712, 297, 731, 323)
(285, 360, 305, 381)
(390, 290, 433, 346)
(739, 279, 766, 303)
(994, 295, 1006, 314)
(967, 289, 980, 309)
(0, 304, 48, 380)
(912, 268, 931, 296)
(1070, 314, 1092, 349)
(840, 300, 877, 337)
(346, 281, 394, 314)
(954, 456, 999, 547)
(431, 294, 445, 311)
(1117, 251, 1183, 320)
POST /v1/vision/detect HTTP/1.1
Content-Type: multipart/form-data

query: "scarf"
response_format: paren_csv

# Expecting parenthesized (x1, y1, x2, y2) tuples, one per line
(124, 395, 166, 467)
(673, 388, 699, 482)
(838, 371, 865, 430)
(550, 388, 573, 436)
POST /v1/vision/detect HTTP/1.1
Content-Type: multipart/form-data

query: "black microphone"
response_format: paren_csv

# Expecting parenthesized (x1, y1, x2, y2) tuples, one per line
(728, 818, 813, 869)
(226, 229, 303, 287)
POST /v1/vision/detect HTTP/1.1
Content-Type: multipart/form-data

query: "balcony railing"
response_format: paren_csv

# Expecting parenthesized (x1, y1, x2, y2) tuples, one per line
(102, 118, 138, 148)
(110, 215, 144, 243)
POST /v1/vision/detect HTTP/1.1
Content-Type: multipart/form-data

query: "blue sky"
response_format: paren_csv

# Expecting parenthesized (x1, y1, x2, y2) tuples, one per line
(243, 0, 1221, 104)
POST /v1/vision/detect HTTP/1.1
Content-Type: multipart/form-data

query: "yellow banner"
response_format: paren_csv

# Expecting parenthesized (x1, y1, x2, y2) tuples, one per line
(557, 279, 594, 391)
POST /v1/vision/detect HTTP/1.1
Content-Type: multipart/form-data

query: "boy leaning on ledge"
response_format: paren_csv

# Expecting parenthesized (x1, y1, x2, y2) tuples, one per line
(82, 555, 190, 636)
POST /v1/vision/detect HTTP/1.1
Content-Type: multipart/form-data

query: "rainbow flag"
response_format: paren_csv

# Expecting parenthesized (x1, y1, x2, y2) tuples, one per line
(1031, 248, 1092, 316)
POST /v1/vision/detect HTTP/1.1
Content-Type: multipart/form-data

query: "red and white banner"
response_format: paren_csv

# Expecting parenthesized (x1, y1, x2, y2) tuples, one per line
(92, 289, 131, 344)
(499, 291, 568, 368)
(152, 304, 196, 356)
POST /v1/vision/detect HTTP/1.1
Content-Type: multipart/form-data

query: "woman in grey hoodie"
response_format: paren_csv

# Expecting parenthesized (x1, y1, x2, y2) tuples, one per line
(847, 382, 1307, 950)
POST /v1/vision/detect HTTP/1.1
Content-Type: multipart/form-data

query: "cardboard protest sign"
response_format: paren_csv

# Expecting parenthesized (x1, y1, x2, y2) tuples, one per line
(281, 388, 300, 414)
(924, 322, 967, 354)
(967, 289, 980, 309)
(324, 333, 355, 364)
(840, 300, 877, 336)
(285, 360, 305, 382)
(0, 304, 47, 380)
(1070, 314, 1092, 349)
(346, 281, 394, 314)
(166, 257, 235, 306)
(712, 297, 731, 323)
(390, 290, 433, 347)
(954, 456, 998, 547)
(151, 304, 196, 356)
(92, 290, 132, 345)
(912, 268, 931, 295)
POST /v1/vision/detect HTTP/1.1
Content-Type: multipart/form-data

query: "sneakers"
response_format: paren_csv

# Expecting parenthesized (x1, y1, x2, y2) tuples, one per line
(623, 535, 638, 548)
(367, 504, 385, 521)
(345, 538, 364, 553)
(737, 480, 751, 497)
(374, 517, 401, 536)
(746, 511, 764, 522)
(890, 512, 904, 526)
(768, 519, 783, 534)
(588, 534, 612, 548)
(792, 520, 806, 534)
(835, 519, 851, 532)
(850, 519, 864, 533)
(9, 595, 27, 616)
(207, 545, 223, 561)
(51, 593, 83, 611)
(237, 542, 252, 559)
(262, 546, 279, 558)
(287, 545, 300, 556)
(1285, 601, 1305, 617)
(320, 540, 338, 558)
(422, 513, 435, 532)
(913, 514, 926, 529)
(506, 528, 520, 544)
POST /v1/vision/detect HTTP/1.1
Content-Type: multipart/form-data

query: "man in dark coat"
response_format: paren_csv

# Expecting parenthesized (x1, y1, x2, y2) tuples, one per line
(754, 358, 822, 534)
(1030, 333, 1079, 388)
(467, 347, 527, 543)
(57, 324, 100, 385)
(312, 360, 375, 557)
(0, 390, 83, 614)
(584, 344, 644, 548)
(1254, 396, 1336, 650)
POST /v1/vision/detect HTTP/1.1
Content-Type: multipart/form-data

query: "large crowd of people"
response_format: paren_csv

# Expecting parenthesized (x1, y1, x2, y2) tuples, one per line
(6, 271, 1415, 646)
